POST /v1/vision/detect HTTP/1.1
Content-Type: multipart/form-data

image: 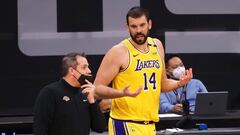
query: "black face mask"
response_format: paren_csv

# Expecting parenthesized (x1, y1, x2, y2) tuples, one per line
(78, 74, 94, 85)
(74, 69, 94, 85)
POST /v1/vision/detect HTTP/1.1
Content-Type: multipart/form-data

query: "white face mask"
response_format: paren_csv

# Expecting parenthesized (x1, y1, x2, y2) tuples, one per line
(172, 66, 185, 79)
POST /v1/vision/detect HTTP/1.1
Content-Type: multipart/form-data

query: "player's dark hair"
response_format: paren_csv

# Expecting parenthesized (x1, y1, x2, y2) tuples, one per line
(126, 6, 150, 25)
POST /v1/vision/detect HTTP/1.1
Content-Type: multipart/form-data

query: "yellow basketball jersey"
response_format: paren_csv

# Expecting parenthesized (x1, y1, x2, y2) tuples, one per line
(111, 37, 163, 122)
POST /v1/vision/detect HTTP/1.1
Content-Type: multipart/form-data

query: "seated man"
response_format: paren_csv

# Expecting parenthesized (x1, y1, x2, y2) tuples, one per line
(160, 55, 208, 114)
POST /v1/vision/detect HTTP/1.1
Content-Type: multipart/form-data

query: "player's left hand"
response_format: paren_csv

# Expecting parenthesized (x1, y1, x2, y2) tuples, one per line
(178, 68, 193, 86)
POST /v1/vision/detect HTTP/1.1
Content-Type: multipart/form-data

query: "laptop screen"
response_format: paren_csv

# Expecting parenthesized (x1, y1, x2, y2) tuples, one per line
(195, 91, 228, 116)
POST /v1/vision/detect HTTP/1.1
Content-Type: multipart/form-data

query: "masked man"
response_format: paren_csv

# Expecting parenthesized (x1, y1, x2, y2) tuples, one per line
(160, 55, 208, 114)
(34, 52, 106, 135)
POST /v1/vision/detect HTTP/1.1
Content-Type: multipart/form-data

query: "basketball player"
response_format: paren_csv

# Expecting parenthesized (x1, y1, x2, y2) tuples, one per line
(94, 6, 192, 135)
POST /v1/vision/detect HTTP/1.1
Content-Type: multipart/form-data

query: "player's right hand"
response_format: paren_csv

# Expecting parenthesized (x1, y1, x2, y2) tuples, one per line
(122, 85, 142, 97)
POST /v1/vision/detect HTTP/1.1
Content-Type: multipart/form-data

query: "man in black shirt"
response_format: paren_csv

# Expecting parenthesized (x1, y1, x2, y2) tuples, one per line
(34, 52, 107, 135)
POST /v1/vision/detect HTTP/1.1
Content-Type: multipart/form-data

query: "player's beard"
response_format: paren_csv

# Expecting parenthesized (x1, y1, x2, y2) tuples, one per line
(130, 31, 149, 45)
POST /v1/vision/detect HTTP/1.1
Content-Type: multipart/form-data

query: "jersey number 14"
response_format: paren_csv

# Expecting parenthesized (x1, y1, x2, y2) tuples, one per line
(143, 72, 156, 91)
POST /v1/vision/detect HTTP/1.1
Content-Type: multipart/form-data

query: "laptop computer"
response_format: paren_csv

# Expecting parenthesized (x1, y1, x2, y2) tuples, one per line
(194, 91, 228, 116)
